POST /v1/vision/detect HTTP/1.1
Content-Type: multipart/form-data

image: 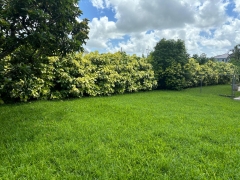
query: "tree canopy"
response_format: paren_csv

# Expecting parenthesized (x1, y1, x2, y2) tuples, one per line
(151, 39, 189, 70)
(0, 0, 89, 60)
(150, 38, 189, 89)
(192, 53, 210, 65)
(228, 44, 240, 72)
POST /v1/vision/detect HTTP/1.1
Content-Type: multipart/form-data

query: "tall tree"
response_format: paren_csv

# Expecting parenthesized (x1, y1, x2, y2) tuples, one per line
(151, 39, 188, 70)
(0, 0, 89, 60)
(151, 38, 189, 89)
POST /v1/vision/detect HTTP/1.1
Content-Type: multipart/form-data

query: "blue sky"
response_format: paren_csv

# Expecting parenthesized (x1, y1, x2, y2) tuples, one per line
(78, 0, 240, 57)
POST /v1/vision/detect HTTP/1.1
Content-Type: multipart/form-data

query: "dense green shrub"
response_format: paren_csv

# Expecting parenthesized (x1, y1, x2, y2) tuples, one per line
(184, 58, 235, 87)
(0, 52, 54, 102)
(150, 38, 236, 90)
(163, 62, 186, 90)
(150, 39, 189, 90)
(51, 52, 157, 99)
(0, 46, 236, 103)
(0, 52, 157, 102)
(184, 58, 202, 87)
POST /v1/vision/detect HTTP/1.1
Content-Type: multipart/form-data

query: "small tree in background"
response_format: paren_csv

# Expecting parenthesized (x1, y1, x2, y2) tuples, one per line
(150, 38, 189, 90)
(228, 44, 240, 72)
(192, 53, 210, 65)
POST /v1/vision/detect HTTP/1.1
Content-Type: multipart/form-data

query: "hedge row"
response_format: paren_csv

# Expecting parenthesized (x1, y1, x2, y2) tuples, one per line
(153, 58, 236, 90)
(0, 52, 236, 103)
(185, 58, 236, 87)
(0, 52, 157, 102)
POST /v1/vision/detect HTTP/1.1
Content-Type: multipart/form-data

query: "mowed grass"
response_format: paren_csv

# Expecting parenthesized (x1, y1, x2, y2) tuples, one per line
(0, 85, 240, 179)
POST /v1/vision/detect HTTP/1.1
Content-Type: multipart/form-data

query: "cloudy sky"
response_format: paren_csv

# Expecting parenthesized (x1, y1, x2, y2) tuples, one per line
(78, 0, 240, 57)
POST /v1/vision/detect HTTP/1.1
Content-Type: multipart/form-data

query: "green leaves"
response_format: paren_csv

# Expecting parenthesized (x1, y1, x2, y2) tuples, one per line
(0, 0, 89, 59)
(184, 59, 236, 87)
(0, 52, 157, 102)
(151, 39, 189, 89)
(150, 38, 236, 90)
(52, 52, 157, 99)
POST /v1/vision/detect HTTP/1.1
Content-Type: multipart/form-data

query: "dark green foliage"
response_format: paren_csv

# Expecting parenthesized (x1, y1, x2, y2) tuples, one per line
(0, 0, 89, 102)
(164, 62, 186, 90)
(151, 38, 189, 90)
(228, 44, 240, 72)
(228, 44, 240, 62)
(0, 0, 89, 59)
(192, 53, 210, 64)
(151, 39, 188, 70)
(229, 58, 240, 70)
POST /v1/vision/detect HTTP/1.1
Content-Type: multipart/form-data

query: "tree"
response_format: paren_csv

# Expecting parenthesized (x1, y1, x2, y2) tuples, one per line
(150, 38, 189, 89)
(192, 54, 199, 60)
(192, 53, 209, 64)
(228, 44, 240, 71)
(228, 44, 240, 61)
(0, 0, 89, 60)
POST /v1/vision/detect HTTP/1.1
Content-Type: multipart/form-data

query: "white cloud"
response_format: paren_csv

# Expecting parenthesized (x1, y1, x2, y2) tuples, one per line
(201, 39, 231, 48)
(195, 0, 229, 28)
(107, 31, 159, 55)
(85, 16, 123, 50)
(104, 0, 111, 8)
(85, 0, 240, 57)
(197, 17, 240, 56)
(91, 0, 111, 9)
(112, 0, 195, 32)
(91, 0, 104, 9)
(234, 0, 240, 12)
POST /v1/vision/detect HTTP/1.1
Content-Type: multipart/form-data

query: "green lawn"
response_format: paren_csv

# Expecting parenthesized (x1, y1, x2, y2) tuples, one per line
(0, 85, 240, 179)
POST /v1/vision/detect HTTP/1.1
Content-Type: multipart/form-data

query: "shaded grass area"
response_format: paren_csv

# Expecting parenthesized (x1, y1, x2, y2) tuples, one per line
(0, 85, 240, 179)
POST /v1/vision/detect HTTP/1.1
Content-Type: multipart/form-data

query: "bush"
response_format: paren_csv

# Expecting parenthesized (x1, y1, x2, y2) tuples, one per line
(150, 38, 236, 90)
(51, 52, 157, 98)
(184, 59, 235, 88)
(0, 52, 157, 102)
(0, 53, 54, 102)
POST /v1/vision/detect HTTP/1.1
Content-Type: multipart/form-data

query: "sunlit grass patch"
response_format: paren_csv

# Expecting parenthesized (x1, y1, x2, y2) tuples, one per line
(0, 85, 240, 179)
